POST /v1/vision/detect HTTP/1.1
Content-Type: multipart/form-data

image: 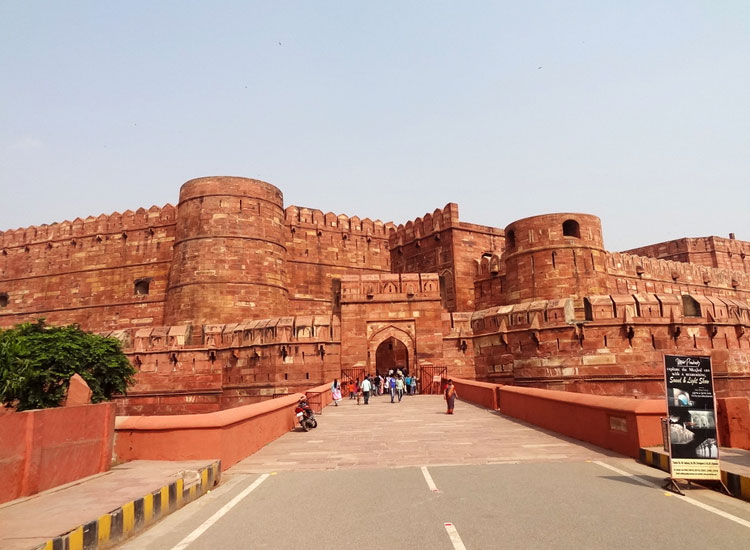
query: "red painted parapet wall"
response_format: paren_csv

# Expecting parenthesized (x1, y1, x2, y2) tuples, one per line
(115, 393, 305, 470)
(498, 385, 665, 457)
(448, 377, 664, 457)
(449, 378, 499, 410)
(0, 402, 115, 505)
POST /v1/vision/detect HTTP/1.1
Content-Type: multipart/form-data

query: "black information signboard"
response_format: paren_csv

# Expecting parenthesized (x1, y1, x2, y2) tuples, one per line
(664, 355, 720, 480)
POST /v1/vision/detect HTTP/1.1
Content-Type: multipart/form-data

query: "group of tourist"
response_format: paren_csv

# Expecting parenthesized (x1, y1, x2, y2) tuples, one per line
(329, 373, 458, 414)
(330, 370, 418, 406)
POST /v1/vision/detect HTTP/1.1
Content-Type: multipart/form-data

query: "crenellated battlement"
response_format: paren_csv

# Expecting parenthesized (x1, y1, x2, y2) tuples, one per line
(0, 204, 176, 249)
(388, 203, 460, 247)
(285, 205, 395, 238)
(607, 251, 750, 293)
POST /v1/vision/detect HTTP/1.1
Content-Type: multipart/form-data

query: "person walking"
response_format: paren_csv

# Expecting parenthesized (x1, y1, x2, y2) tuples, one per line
(350, 379, 359, 400)
(361, 375, 372, 405)
(396, 375, 405, 402)
(388, 374, 396, 403)
(410, 375, 418, 395)
(331, 379, 342, 406)
(444, 379, 458, 414)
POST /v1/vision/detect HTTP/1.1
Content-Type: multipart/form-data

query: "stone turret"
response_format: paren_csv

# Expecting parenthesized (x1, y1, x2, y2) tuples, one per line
(164, 177, 289, 326)
(502, 213, 609, 303)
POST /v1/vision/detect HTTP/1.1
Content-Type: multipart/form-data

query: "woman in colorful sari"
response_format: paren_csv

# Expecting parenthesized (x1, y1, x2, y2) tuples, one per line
(444, 379, 457, 414)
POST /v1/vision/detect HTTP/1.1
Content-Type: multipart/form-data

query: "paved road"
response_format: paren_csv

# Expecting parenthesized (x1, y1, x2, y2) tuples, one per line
(119, 395, 750, 549)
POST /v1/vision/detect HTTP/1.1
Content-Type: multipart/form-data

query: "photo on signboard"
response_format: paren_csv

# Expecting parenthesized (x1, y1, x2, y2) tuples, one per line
(695, 438, 718, 458)
(667, 388, 694, 407)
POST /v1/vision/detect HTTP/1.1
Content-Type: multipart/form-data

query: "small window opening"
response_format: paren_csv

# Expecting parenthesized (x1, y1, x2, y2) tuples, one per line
(305, 372, 310, 380)
(506, 230, 515, 250)
(562, 219, 580, 238)
(134, 278, 151, 295)
(583, 298, 593, 321)
(682, 295, 701, 317)
(0, 293, 8, 307)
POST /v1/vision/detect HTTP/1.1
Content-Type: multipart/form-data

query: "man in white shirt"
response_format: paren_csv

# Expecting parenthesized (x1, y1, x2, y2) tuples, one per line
(360, 376, 372, 405)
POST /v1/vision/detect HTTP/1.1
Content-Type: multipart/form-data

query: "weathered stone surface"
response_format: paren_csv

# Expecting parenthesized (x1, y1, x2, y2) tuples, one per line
(64, 374, 92, 407)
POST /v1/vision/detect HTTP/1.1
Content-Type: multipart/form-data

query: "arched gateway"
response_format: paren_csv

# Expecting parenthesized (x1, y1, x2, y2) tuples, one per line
(368, 326, 414, 374)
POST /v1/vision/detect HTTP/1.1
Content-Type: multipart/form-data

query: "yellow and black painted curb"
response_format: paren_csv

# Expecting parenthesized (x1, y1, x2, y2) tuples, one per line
(34, 461, 221, 550)
(640, 448, 750, 502)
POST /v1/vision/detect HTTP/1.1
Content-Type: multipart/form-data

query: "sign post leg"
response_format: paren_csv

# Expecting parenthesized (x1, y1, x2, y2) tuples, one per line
(662, 477, 685, 496)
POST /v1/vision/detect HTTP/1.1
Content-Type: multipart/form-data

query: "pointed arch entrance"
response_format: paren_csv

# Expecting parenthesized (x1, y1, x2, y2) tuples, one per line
(375, 337, 409, 374)
(368, 325, 415, 376)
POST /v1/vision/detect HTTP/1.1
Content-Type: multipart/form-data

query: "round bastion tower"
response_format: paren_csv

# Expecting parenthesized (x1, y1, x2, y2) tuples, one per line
(164, 177, 289, 326)
(502, 213, 609, 303)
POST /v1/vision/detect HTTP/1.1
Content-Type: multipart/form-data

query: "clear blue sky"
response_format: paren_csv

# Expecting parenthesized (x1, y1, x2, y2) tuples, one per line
(1, 1, 748, 250)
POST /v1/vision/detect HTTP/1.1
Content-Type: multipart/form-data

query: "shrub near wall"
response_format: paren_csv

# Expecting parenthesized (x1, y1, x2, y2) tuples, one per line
(0, 402, 115, 504)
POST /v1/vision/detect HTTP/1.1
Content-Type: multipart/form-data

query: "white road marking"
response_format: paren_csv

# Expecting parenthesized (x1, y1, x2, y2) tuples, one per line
(169, 473, 271, 550)
(593, 461, 750, 529)
(444, 522, 467, 550)
(421, 466, 439, 492)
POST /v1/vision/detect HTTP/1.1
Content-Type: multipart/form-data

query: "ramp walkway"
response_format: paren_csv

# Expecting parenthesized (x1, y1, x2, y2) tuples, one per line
(233, 392, 620, 473)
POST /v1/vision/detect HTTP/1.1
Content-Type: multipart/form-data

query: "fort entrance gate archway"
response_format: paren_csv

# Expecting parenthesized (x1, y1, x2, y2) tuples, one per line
(368, 326, 415, 376)
(375, 337, 409, 374)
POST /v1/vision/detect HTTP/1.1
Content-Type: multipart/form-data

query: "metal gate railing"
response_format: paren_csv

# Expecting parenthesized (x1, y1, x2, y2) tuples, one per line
(305, 390, 325, 414)
(418, 366, 447, 395)
(341, 367, 365, 386)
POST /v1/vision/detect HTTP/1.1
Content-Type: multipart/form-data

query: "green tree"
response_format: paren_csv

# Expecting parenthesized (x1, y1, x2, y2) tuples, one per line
(0, 320, 136, 411)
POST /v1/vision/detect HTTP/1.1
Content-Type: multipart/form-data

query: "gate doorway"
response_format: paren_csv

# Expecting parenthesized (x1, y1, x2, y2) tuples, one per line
(418, 365, 447, 395)
(375, 337, 409, 375)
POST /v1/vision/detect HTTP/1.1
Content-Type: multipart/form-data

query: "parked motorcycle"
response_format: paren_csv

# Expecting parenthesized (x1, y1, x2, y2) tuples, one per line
(295, 396, 318, 431)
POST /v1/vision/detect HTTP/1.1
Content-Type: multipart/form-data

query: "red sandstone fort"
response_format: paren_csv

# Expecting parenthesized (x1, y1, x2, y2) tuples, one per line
(1, 176, 749, 415)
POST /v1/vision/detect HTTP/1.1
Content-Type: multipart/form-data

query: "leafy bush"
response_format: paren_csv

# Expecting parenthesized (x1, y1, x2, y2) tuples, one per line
(0, 320, 136, 411)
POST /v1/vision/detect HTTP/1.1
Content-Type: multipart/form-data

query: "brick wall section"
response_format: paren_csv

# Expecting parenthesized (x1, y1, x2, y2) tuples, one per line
(0, 206, 175, 331)
(284, 206, 394, 315)
(390, 203, 504, 311)
(469, 294, 750, 398)
(625, 235, 750, 272)
(112, 315, 341, 414)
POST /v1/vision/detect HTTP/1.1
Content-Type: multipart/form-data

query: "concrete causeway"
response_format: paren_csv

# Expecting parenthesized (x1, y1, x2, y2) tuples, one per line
(232, 393, 620, 473)
(117, 394, 750, 550)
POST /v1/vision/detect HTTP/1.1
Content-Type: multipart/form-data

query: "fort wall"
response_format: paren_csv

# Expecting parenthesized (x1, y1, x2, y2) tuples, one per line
(0, 205, 176, 331)
(389, 203, 504, 311)
(468, 293, 750, 398)
(2, 174, 750, 413)
(625, 235, 750, 272)
(284, 206, 394, 315)
(110, 314, 340, 414)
